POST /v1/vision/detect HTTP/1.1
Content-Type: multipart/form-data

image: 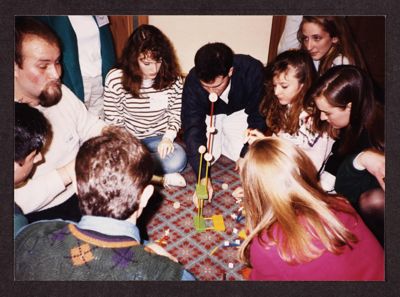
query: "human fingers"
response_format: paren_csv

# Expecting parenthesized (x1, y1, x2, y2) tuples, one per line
(207, 181, 214, 202)
(166, 142, 174, 156)
(192, 192, 199, 209)
(247, 130, 264, 144)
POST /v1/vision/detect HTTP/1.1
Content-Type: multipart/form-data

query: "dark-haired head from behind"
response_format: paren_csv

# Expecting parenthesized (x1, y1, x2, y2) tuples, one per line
(75, 126, 154, 220)
(14, 102, 50, 186)
(15, 102, 49, 164)
(194, 42, 234, 83)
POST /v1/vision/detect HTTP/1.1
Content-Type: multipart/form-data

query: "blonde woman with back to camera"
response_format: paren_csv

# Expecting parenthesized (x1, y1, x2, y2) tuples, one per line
(238, 137, 383, 280)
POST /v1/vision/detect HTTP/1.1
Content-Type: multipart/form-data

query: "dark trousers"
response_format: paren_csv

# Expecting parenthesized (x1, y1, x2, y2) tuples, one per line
(25, 194, 82, 223)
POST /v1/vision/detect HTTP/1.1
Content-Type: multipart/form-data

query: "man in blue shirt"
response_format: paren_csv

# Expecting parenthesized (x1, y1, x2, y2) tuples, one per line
(15, 126, 195, 280)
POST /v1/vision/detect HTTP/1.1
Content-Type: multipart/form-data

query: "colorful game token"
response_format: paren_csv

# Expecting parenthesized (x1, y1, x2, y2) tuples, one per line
(238, 230, 247, 239)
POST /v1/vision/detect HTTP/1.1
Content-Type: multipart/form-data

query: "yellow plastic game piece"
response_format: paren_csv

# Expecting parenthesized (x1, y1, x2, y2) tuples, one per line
(238, 229, 247, 239)
(211, 214, 225, 231)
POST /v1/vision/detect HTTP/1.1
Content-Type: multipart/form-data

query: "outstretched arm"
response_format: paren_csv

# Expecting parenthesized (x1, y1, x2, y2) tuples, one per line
(182, 74, 209, 179)
(335, 150, 384, 205)
(241, 59, 267, 158)
(15, 159, 76, 214)
(158, 78, 183, 158)
(354, 149, 385, 190)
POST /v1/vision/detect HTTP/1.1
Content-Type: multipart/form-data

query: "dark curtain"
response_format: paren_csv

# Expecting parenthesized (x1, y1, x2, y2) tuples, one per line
(267, 16, 287, 63)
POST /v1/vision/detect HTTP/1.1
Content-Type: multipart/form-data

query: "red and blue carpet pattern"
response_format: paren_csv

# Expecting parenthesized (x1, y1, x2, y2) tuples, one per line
(144, 156, 247, 280)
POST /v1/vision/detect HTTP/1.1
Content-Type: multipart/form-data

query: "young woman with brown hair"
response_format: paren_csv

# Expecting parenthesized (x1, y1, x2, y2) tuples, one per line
(309, 65, 384, 243)
(297, 16, 367, 76)
(253, 49, 334, 171)
(104, 24, 187, 187)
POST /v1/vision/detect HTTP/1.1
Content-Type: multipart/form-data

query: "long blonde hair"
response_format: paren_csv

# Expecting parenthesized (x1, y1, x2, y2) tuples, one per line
(238, 138, 358, 265)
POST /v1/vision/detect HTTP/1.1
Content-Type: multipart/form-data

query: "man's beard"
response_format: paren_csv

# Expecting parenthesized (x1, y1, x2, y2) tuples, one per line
(39, 80, 62, 107)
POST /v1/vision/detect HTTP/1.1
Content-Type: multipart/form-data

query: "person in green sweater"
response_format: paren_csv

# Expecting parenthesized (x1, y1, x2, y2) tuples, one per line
(15, 126, 195, 280)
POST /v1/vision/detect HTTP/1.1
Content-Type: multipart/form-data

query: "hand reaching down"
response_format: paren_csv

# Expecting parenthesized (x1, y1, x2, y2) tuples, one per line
(158, 138, 174, 159)
(192, 177, 213, 208)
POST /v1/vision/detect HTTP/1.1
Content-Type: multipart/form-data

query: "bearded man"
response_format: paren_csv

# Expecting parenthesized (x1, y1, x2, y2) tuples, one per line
(14, 17, 105, 223)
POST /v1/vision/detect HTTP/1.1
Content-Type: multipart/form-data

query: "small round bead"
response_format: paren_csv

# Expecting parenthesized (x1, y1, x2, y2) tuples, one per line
(208, 92, 218, 102)
(198, 145, 207, 154)
(204, 153, 213, 162)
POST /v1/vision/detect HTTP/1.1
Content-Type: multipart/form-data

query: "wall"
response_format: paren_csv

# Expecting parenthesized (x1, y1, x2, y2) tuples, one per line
(149, 15, 272, 75)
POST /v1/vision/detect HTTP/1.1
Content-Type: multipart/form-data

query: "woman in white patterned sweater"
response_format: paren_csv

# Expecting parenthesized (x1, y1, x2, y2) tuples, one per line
(248, 50, 334, 172)
(232, 50, 334, 200)
(104, 25, 187, 187)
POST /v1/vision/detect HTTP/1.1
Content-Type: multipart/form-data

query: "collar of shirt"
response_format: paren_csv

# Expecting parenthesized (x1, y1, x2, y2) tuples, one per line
(142, 79, 154, 88)
(77, 215, 141, 242)
(219, 80, 231, 104)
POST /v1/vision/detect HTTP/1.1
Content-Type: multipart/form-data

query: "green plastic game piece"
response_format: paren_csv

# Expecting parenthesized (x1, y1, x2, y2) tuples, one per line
(194, 215, 206, 232)
(195, 184, 208, 200)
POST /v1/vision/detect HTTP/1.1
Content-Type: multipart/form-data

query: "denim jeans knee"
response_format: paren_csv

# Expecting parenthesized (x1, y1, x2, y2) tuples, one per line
(161, 143, 187, 173)
(142, 136, 187, 174)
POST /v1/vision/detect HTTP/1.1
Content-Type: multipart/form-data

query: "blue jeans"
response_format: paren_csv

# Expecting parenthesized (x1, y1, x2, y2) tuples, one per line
(142, 135, 187, 174)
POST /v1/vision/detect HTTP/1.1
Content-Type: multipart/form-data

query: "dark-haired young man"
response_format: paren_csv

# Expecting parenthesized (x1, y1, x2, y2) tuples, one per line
(15, 126, 195, 281)
(182, 42, 266, 205)
(14, 102, 49, 237)
(14, 17, 105, 222)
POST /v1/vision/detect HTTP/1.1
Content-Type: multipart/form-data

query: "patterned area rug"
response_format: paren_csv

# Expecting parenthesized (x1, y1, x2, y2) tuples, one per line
(141, 155, 247, 280)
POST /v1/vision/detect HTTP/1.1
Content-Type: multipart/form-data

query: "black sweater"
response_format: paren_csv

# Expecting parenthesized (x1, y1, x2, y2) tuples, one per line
(182, 54, 266, 178)
(328, 129, 382, 205)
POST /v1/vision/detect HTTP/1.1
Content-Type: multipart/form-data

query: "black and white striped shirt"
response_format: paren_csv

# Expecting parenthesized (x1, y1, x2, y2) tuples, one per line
(104, 68, 183, 141)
